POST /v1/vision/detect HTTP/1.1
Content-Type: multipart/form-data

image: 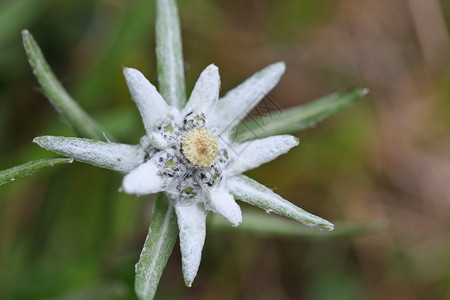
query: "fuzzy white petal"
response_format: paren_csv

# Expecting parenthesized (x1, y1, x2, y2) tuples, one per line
(149, 132, 170, 150)
(123, 67, 175, 133)
(228, 135, 299, 175)
(212, 62, 285, 132)
(175, 204, 207, 287)
(205, 185, 242, 227)
(122, 157, 164, 196)
(227, 175, 334, 230)
(182, 64, 220, 118)
(33, 136, 144, 174)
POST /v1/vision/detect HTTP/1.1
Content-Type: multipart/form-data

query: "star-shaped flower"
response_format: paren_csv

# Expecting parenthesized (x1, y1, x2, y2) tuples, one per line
(34, 62, 332, 286)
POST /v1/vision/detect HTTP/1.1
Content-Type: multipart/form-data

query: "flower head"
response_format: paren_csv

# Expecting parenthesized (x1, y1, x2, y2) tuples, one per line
(34, 62, 325, 286)
(119, 63, 302, 285)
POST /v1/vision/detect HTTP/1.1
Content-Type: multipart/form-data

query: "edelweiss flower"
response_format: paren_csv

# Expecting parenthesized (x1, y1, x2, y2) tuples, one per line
(34, 62, 330, 286)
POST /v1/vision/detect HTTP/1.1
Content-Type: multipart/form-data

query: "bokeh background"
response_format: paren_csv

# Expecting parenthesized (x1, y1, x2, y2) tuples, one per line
(1, 0, 450, 299)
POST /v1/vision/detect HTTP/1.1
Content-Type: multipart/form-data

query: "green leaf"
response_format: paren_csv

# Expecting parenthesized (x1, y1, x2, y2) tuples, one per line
(227, 175, 334, 231)
(233, 87, 368, 143)
(135, 193, 178, 300)
(22, 30, 110, 141)
(155, 0, 187, 109)
(210, 209, 387, 239)
(0, 157, 73, 186)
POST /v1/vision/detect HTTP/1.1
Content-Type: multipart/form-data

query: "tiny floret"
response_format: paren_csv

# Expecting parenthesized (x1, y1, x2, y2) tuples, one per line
(181, 128, 219, 167)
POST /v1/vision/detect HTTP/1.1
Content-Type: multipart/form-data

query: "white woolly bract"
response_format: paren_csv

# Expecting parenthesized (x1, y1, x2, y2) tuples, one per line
(33, 136, 144, 173)
(228, 135, 299, 175)
(123, 67, 177, 133)
(205, 185, 242, 227)
(175, 203, 207, 287)
(226, 175, 334, 231)
(122, 157, 164, 196)
(182, 64, 220, 118)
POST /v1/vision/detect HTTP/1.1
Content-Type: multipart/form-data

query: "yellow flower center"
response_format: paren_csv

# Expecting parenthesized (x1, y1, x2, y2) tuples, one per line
(181, 128, 218, 167)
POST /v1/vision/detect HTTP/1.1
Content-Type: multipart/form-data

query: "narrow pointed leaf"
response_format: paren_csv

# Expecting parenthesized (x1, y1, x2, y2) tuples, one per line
(155, 0, 186, 109)
(233, 87, 369, 143)
(34, 136, 144, 173)
(227, 175, 334, 231)
(210, 209, 386, 239)
(22, 30, 109, 141)
(0, 157, 73, 186)
(135, 194, 178, 300)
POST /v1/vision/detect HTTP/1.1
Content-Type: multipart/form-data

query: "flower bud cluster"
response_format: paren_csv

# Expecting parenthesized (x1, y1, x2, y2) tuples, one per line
(146, 113, 230, 200)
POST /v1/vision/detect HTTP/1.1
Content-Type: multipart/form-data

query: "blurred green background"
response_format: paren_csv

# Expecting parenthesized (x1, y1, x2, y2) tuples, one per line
(1, 0, 450, 299)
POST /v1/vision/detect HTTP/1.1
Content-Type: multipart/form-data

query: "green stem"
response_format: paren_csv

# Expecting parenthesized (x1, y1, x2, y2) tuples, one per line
(135, 193, 178, 300)
(155, 0, 187, 109)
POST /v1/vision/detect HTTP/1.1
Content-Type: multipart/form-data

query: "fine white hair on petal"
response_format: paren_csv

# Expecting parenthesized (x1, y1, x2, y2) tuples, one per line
(227, 135, 299, 175)
(121, 157, 164, 196)
(123, 67, 176, 133)
(227, 175, 334, 230)
(182, 64, 220, 118)
(33, 135, 144, 174)
(175, 204, 207, 287)
(149, 132, 170, 150)
(204, 184, 242, 227)
(212, 62, 285, 132)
